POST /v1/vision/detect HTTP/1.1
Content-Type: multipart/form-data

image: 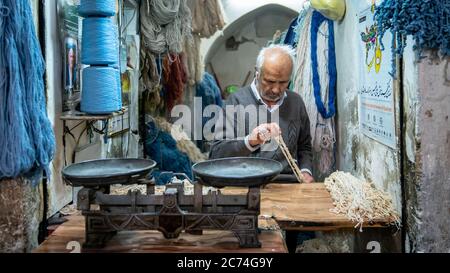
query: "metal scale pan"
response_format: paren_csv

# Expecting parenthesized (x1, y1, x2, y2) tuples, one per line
(62, 158, 157, 187)
(192, 157, 283, 188)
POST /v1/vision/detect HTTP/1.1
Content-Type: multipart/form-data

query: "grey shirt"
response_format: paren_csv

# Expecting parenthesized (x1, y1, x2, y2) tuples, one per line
(209, 85, 313, 174)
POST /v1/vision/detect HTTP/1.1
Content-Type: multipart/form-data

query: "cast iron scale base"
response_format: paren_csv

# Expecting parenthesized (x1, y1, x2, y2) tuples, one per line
(62, 158, 282, 249)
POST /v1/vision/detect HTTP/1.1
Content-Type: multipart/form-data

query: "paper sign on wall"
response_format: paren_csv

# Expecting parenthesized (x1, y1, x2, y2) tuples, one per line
(358, 6, 397, 149)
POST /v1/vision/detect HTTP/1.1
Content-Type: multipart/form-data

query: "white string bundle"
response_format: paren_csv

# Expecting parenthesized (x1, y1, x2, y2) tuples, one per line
(324, 171, 401, 231)
(293, 8, 335, 180)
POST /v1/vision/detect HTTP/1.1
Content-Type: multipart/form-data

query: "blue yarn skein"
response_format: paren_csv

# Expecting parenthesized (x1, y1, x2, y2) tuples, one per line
(196, 72, 223, 129)
(82, 17, 118, 65)
(310, 11, 337, 120)
(374, 0, 450, 77)
(81, 67, 121, 114)
(79, 0, 116, 17)
(0, 0, 56, 181)
(144, 120, 193, 184)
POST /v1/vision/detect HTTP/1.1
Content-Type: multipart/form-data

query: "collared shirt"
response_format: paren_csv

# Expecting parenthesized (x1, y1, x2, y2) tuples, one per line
(244, 79, 312, 176)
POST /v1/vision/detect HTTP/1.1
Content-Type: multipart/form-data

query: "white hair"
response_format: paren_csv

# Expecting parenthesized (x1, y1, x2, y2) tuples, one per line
(256, 44, 296, 73)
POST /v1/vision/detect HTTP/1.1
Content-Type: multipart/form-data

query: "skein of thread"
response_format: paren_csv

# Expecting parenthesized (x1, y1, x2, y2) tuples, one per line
(79, 0, 116, 17)
(81, 67, 121, 114)
(82, 17, 118, 65)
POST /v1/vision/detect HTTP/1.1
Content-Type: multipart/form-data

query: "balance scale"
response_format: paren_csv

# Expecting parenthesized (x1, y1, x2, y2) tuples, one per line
(62, 157, 283, 248)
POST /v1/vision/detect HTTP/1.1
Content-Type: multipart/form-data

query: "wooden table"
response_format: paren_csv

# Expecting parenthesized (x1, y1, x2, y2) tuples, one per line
(258, 183, 392, 230)
(34, 183, 396, 253)
(225, 183, 397, 253)
(33, 216, 287, 253)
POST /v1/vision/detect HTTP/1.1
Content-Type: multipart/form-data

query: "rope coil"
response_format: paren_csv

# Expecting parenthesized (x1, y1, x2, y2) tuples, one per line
(79, 0, 116, 17)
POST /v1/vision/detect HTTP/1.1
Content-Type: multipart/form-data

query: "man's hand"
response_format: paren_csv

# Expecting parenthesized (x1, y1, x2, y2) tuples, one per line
(248, 123, 281, 147)
(302, 172, 314, 183)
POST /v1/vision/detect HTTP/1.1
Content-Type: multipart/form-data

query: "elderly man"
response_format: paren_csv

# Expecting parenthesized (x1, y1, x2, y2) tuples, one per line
(210, 44, 314, 183)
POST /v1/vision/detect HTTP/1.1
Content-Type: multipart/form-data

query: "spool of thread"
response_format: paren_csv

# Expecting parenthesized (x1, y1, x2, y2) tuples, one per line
(82, 17, 118, 65)
(79, 0, 116, 17)
(81, 67, 121, 114)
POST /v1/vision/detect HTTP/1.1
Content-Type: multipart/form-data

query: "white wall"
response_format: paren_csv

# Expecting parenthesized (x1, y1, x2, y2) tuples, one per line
(44, 0, 72, 216)
(202, 0, 301, 91)
(334, 0, 402, 212)
(201, 0, 303, 54)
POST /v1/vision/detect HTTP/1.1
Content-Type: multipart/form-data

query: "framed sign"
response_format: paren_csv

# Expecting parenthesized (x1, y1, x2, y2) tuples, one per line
(358, 5, 397, 149)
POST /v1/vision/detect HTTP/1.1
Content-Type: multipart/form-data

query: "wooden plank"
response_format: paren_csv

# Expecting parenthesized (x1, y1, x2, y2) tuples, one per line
(33, 216, 287, 253)
(223, 183, 394, 231)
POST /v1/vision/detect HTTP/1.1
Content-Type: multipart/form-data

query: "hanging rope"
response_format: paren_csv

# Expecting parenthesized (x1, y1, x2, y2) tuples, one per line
(374, 0, 450, 77)
(0, 0, 56, 181)
(311, 11, 337, 120)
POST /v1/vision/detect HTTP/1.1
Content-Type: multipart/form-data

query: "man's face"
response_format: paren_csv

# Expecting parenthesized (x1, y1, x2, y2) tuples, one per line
(256, 56, 292, 106)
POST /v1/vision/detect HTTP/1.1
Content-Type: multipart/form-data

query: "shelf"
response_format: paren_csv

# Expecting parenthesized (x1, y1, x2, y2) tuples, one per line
(60, 108, 128, 121)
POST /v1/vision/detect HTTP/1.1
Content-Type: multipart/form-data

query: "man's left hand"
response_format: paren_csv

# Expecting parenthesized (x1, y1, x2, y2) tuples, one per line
(302, 172, 314, 183)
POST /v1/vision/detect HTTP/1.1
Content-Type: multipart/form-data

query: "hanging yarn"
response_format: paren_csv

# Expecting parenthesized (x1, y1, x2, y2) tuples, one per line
(187, 0, 225, 38)
(140, 52, 164, 114)
(314, 19, 336, 178)
(81, 67, 121, 114)
(140, 0, 193, 54)
(311, 11, 336, 120)
(154, 117, 207, 163)
(283, 16, 303, 47)
(0, 5, 9, 39)
(0, 0, 56, 181)
(292, 8, 336, 180)
(82, 17, 118, 65)
(374, 0, 450, 77)
(324, 171, 401, 231)
(195, 72, 223, 128)
(144, 119, 193, 182)
(79, 0, 116, 17)
(163, 53, 187, 113)
(182, 35, 203, 86)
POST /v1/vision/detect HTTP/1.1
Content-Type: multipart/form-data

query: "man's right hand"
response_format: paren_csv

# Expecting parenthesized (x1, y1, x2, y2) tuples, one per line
(248, 123, 281, 147)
